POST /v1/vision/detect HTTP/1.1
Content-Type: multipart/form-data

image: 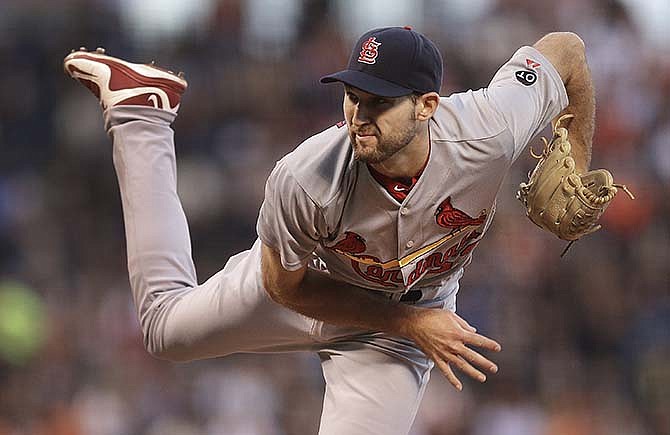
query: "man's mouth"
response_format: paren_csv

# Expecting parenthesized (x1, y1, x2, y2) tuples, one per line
(354, 132, 377, 144)
(353, 129, 377, 139)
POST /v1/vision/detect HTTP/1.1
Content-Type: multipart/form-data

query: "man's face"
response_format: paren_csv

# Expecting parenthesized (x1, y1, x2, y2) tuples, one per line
(343, 86, 419, 164)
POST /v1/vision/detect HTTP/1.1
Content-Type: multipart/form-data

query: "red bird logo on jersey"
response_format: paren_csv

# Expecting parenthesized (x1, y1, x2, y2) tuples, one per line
(327, 201, 489, 288)
(331, 231, 367, 255)
(329, 231, 401, 288)
(435, 197, 487, 233)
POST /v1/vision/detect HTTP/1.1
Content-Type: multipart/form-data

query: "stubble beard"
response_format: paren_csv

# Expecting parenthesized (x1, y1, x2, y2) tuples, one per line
(351, 119, 419, 164)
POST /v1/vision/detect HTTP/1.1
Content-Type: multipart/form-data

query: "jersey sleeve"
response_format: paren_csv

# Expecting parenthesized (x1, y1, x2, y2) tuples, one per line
(257, 159, 323, 271)
(486, 46, 569, 161)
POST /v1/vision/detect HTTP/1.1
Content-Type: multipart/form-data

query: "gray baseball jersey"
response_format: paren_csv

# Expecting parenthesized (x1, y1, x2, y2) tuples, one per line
(106, 45, 566, 435)
(257, 46, 566, 297)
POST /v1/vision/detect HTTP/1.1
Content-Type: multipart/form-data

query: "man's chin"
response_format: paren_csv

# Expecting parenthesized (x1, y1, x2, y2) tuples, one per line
(353, 148, 385, 164)
(351, 135, 393, 163)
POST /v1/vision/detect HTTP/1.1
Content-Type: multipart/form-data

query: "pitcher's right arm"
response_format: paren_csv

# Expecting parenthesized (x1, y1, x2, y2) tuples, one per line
(260, 242, 501, 391)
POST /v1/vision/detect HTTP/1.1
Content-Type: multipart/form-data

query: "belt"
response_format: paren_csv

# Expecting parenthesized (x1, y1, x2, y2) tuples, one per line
(399, 289, 422, 303)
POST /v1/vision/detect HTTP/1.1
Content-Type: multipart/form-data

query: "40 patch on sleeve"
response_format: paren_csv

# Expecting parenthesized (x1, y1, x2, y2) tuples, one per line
(515, 70, 537, 86)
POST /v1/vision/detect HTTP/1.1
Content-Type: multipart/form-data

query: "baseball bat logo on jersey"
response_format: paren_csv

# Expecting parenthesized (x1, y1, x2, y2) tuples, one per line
(328, 199, 488, 288)
(330, 232, 401, 287)
(358, 37, 382, 64)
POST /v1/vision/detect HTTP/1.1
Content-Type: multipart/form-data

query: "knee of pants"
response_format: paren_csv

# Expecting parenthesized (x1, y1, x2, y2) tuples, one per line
(134, 287, 204, 363)
(145, 340, 197, 363)
(138, 303, 184, 362)
(135, 284, 245, 363)
(141, 312, 215, 363)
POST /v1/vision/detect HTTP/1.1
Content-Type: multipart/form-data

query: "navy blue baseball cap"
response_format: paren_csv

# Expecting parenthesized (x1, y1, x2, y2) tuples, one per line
(320, 26, 443, 97)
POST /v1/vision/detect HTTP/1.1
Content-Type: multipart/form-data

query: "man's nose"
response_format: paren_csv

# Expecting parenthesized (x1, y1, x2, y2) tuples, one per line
(352, 104, 371, 126)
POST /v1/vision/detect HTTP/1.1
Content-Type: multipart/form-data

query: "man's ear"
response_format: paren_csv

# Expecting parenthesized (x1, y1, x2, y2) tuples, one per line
(416, 92, 440, 121)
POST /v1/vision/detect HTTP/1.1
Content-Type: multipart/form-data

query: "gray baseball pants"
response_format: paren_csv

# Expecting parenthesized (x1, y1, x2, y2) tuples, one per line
(105, 106, 458, 435)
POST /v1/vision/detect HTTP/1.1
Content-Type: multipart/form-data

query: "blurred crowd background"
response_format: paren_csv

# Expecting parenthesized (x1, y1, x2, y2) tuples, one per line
(0, 0, 668, 434)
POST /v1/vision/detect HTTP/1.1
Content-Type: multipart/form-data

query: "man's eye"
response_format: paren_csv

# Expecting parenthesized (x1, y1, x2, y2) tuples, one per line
(376, 99, 389, 105)
(347, 93, 359, 103)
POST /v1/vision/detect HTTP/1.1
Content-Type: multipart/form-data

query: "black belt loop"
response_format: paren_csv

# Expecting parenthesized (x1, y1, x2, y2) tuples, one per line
(399, 289, 422, 303)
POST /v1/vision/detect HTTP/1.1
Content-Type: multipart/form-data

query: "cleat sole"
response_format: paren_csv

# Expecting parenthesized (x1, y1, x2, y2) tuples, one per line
(64, 48, 188, 88)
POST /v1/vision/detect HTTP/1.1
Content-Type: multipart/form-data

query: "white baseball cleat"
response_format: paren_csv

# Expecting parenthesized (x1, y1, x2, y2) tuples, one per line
(63, 47, 188, 114)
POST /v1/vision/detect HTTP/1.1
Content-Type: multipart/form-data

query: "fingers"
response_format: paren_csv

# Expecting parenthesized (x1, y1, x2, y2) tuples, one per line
(435, 359, 462, 391)
(462, 331, 502, 352)
(419, 311, 503, 390)
(452, 313, 477, 332)
(446, 354, 488, 383)
(459, 345, 498, 374)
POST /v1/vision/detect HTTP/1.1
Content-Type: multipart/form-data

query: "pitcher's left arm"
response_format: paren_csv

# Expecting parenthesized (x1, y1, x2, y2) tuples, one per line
(534, 32, 594, 173)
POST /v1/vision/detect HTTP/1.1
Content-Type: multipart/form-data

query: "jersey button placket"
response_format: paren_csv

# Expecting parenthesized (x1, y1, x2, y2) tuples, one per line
(397, 205, 416, 285)
(398, 207, 413, 250)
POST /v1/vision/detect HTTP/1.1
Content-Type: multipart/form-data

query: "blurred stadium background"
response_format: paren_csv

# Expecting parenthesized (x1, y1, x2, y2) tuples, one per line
(0, 0, 668, 434)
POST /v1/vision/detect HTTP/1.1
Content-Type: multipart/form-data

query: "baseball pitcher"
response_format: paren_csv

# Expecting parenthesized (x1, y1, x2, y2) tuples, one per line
(63, 26, 624, 435)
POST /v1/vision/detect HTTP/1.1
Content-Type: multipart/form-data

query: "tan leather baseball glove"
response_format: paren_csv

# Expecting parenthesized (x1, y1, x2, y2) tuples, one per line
(517, 114, 634, 247)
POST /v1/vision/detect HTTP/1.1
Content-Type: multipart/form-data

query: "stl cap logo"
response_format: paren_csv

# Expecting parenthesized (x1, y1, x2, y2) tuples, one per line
(358, 37, 382, 65)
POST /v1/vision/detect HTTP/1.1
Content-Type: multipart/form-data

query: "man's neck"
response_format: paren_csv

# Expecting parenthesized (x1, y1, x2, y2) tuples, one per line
(370, 125, 430, 179)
